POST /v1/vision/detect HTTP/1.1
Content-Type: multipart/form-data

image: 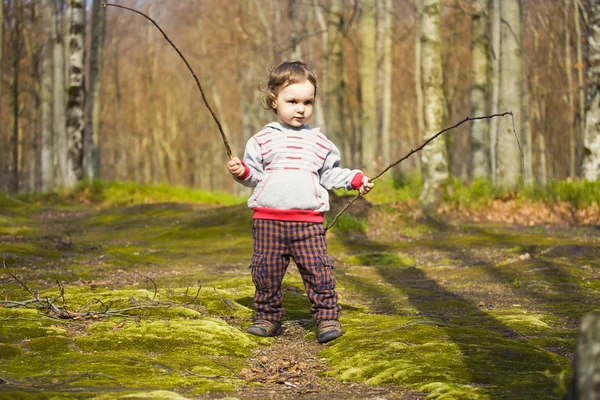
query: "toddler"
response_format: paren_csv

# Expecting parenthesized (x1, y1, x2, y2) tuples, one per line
(227, 60, 373, 343)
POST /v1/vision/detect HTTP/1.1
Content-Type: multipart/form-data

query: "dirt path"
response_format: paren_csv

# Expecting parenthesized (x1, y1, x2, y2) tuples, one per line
(212, 321, 426, 400)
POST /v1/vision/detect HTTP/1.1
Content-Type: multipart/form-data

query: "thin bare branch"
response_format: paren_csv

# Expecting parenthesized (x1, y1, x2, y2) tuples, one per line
(325, 112, 521, 231)
(101, 2, 233, 160)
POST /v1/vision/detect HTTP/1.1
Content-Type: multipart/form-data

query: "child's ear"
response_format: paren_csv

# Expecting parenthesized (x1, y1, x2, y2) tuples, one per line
(269, 93, 277, 109)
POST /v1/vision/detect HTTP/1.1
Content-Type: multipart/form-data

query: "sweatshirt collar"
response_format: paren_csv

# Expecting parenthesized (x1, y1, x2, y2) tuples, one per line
(265, 122, 311, 132)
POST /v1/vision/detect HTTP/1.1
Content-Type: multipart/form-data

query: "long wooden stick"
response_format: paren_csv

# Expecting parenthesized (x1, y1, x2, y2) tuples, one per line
(102, 2, 233, 160)
(325, 111, 521, 231)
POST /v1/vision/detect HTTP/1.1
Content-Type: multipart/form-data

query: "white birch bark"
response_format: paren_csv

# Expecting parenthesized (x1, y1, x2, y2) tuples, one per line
(65, 0, 85, 187)
(53, 0, 68, 186)
(496, 0, 523, 189)
(470, 0, 491, 180)
(419, 0, 449, 206)
(582, 0, 600, 180)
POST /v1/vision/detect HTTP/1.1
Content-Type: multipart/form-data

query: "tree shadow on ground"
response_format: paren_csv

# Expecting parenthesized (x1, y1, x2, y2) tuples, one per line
(333, 220, 571, 398)
(420, 222, 600, 328)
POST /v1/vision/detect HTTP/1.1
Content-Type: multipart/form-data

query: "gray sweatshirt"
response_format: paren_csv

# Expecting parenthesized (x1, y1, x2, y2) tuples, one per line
(234, 122, 363, 222)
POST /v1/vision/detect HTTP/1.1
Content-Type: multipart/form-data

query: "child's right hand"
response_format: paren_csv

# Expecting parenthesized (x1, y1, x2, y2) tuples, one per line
(227, 157, 245, 178)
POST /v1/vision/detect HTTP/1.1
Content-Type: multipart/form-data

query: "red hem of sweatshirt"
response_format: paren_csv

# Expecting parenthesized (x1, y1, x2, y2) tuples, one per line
(239, 162, 251, 180)
(252, 207, 325, 223)
(351, 173, 365, 190)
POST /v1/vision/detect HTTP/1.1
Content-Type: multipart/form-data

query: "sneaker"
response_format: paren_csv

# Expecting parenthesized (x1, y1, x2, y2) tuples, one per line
(246, 320, 283, 337)
(317, 320, 343, 343)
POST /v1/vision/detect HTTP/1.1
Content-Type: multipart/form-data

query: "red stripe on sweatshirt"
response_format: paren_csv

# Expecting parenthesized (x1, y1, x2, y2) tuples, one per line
(287, 146, 303, 149)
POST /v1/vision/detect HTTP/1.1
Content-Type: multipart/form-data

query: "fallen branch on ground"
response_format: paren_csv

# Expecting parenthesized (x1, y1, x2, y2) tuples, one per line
(1, 260, 202, 320)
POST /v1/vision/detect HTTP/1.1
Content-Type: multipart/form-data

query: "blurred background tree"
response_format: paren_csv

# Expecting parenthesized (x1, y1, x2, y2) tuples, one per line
(0, 0, 593, 200)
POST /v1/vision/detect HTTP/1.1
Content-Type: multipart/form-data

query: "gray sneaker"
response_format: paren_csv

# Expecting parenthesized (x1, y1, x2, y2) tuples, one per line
(317, 320, 343, 343)
(246, 320, 283, 337)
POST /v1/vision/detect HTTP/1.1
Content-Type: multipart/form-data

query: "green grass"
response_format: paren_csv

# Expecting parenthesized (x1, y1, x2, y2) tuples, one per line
(445, 178, 600, 208)
(521, 180, 600, 207)
(17, 180, 246, 208)
(9, 177, 600, 212)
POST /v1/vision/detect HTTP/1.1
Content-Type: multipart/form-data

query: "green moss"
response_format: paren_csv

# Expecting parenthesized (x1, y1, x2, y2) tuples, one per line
(2, 185, 592, 399)
(23, 336, 73, 355)
(320, 313, 568, 399)
(0, 308, 59, 344)
(344, 252, 415, 267)
(1, 315, 267, 396)
(488, 309, 550, 334)
(92, 391, 191, 399)
(0, 344, 23, 358)
(326, 214, 367, 234)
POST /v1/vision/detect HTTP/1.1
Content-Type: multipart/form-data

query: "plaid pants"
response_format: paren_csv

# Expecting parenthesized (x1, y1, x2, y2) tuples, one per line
(250, 219, 341, 322)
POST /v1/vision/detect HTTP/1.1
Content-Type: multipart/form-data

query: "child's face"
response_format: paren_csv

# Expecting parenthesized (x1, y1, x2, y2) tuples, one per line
(272, 80, 315, 127)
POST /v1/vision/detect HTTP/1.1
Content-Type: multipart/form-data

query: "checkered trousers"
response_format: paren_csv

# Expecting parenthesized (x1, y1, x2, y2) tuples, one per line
(250, 219, 341, 322)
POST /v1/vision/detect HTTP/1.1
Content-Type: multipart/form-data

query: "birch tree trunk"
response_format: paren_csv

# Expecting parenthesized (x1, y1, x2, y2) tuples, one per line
(496, 0, 523, 189)
(567, 312, 600, 400)
(41, 2, 54, 191)
(566, 0, 576, 178)
(377, 0, 393, 166)
(288, 0, 302, 59)
(326, 0, 346, 161)
(85, 0, 106, 179)
(22, 3, 41, 192)
(419, 0, 449, 206)
(53, 0, 68, 186)
(0, 0, 3, 118)
(575, 0, 585, 175)
(9, 0, 23, 193)
(582, 0, 600, 180)
(65, 0, 85, 187)
(113, 35, 127, 180)
(359, 0, 378, 171)
(489, 0, 500, 184)
(470, 0, 491, 180)
(413, 0, 424, 172)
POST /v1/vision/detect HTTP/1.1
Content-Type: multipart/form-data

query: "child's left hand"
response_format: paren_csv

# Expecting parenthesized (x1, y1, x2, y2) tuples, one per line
(359, 176, 374, 195)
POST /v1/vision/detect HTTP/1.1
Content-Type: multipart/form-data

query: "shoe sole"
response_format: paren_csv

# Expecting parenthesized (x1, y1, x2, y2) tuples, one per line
(318, 330, 343, 343)
(246, 325, 283, 337)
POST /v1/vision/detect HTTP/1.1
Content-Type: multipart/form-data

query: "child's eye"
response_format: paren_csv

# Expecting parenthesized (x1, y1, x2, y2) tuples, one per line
(288, 100, 297, 104)
(305, 101, 313, 105)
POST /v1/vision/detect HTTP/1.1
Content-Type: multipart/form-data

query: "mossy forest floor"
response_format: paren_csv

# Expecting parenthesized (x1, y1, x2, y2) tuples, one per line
(1, 188, 599, 399)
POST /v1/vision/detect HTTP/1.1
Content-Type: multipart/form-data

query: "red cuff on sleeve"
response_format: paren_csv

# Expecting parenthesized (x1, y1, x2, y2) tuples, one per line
(351, 173, 365, 190)
(239, 161, 251, 180)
